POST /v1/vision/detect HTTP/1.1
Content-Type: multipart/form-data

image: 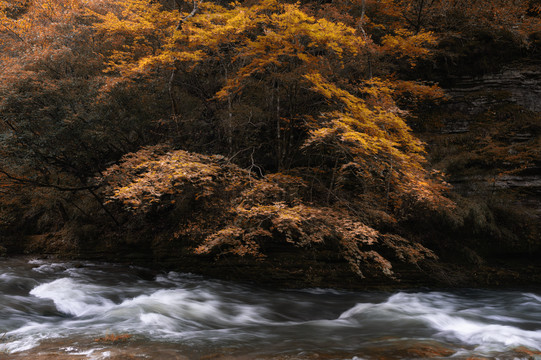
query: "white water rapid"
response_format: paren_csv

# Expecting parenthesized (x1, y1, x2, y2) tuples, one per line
(1, 258, 540, 359)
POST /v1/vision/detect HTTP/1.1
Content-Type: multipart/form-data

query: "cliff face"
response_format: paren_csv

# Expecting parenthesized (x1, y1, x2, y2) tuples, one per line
(421, 60, 541, 257)
(445, 63, 540, 196)
(446, 64, 541, 116)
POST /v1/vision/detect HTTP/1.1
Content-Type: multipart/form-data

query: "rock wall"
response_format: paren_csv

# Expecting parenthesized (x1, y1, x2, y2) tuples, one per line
(441, 61, 541, 133)
(422, 60, 541, 254)
(447, 66, 541, 113)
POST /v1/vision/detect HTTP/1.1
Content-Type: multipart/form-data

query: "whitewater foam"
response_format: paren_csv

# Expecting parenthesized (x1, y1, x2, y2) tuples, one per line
(30, 278, 115, 317)
(2, 259, 541, 358)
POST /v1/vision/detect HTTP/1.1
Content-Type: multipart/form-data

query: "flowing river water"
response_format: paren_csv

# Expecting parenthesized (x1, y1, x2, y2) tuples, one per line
(1, 257, 541, 359)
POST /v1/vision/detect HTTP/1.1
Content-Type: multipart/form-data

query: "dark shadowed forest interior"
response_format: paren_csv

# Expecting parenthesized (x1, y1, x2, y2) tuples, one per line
(1, 0, 540, 288)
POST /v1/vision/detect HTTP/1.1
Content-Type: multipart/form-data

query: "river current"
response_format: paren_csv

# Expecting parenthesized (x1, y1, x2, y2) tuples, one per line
(1, 257, 540, 359)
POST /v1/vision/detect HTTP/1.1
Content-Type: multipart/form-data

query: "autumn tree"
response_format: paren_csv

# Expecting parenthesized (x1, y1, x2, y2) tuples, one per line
(92, 0, 450, 215)
(100, 145, 439, 279)
(2, 0, 169, 179)
(0, 0, 171, 230)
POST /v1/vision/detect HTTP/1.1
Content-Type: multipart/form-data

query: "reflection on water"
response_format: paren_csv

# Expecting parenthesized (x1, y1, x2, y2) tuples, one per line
(1, 257, 540, 359)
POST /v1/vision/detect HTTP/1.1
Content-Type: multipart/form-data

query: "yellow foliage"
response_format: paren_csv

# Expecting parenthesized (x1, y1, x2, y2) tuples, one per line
(102, 146, 224, 211)
(89, 0, 454, 217)
(102, 146, 441, 277)
(300, 70, 449, 208)
(381, 28, 436, 66)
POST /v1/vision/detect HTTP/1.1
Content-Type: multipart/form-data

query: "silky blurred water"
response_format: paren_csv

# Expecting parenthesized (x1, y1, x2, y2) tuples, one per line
(1, 257, 540, 359)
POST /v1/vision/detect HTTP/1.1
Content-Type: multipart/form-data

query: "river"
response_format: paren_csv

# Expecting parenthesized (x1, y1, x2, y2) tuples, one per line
(1, 257, 540, 359)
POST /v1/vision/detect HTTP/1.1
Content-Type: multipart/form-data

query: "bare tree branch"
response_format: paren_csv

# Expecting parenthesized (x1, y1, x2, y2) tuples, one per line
(176, 0, 199, 31)
(0, 168, 98, 192)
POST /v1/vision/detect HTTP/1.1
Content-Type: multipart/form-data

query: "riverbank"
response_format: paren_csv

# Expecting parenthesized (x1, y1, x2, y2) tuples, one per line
(10, 340, 541, 360)
(8, 216, 541, 294)
(9, 345, 541, 360)
(6, 243, 541, 292)
(5, 239, 541, 292)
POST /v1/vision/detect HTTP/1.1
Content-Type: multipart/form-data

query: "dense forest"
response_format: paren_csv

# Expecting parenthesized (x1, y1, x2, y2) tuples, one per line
(0, 0, 540, 288)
